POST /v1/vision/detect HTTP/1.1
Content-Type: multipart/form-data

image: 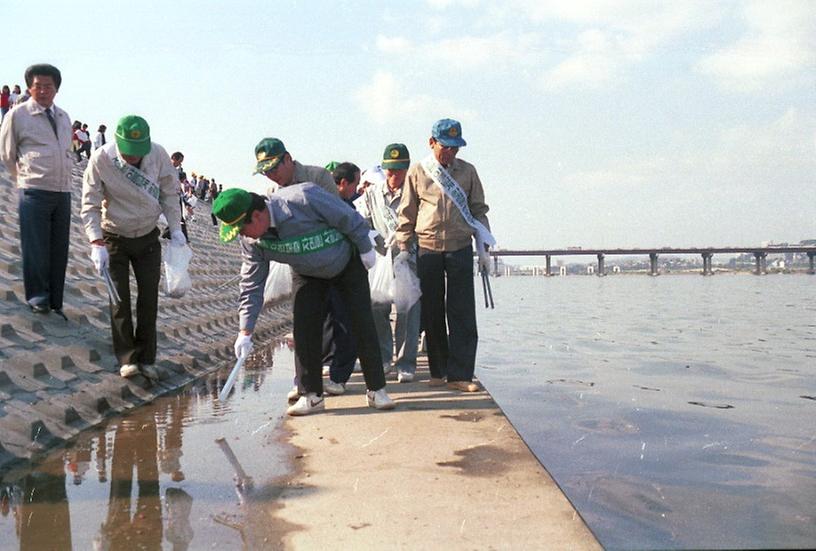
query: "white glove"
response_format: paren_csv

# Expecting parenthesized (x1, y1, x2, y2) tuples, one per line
(360, 248, 377, 270)
(91, 244, 109, 275)
(170, 229, 186, 247)
(478, 250, 491, 274)
(234, 332, 253, 359)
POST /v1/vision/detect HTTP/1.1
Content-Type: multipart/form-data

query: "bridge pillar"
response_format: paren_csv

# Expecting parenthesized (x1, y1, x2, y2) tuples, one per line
(597, 254, 605, 276)
(701, 253, 713, 276)
(649, 253, 659, 276)
(545, 255, 551, 276)
(753, 252, 767, 275)
(808, 252, 815, 274)
(493, 255, 498, 276)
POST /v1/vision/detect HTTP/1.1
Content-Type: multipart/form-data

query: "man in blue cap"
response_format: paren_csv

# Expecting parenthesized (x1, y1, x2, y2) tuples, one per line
(395, 119, 493, 392)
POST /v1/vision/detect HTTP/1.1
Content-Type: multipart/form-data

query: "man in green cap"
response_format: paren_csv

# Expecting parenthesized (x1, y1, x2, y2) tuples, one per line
(214, 141, 395, 416)
(253, 137, 338, 197)
(396, 119, 494, 392)
(255, 139, 352, 401)
(81, 115, 186, 379)
(357, 144, 421, 382)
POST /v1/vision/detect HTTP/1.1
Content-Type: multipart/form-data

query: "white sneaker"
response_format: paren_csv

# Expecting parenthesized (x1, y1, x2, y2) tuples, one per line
(287, 393, 325, 416)
(397, 370, 415, 383)
(286, 386, 300, 402)
(324, 380, 346, 395)
(322, 364, 331, 376)
(383, 363, 395, 375)
(120, 364, 139, 378)
(366, 388, 395, 410)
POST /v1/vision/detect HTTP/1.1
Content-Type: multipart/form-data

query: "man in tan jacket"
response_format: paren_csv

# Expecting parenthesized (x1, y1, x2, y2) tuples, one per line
(0, 64, 73, 316)
(395, 119, 491, 392)
(81, 115, 185, 379)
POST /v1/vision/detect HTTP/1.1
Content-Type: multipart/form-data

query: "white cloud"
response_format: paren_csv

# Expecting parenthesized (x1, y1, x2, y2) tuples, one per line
(563, 108, 816, 191)
(696, 0, 816, 92)
(426, 32, 541, 68)
(373, 31, 541, 70)
(376, 35, 412, 54)
(352, 71, 471, 124)
(510, 1, 720, 89)
(425, 0, 480, 9)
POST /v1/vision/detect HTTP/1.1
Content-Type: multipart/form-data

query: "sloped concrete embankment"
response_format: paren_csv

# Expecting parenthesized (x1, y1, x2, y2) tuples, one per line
(0, 163, 290, 473)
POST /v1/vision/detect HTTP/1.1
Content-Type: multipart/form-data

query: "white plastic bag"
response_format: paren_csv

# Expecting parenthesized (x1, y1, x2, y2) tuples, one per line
(264, 261, 293, 304)
(393, 252, 421, 312)
(368, 252, 394, 304)
(163, 243, 193, 298)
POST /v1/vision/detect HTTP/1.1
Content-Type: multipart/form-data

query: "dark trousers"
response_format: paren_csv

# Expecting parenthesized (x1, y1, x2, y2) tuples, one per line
(105, 228, 161, 366)
(417, 245, 478, 382)
(292, 253, 385, 395)
(18, 188, 71, 310)
(322, 286, 358, 384)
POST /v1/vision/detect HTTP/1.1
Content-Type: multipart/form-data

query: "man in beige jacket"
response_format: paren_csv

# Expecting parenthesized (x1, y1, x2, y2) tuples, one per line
(81, 115, 184, 379)
(395, 119, 492, 392)
(0, 64, 74, 316)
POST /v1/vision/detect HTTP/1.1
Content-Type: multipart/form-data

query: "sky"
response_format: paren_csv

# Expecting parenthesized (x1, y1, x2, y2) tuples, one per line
(3, 0, 814, 250)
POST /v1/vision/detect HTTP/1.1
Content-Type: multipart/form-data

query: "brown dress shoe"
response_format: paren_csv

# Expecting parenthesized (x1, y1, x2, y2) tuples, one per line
(447, 381, 480, 392)
(428, 377, 447, 387)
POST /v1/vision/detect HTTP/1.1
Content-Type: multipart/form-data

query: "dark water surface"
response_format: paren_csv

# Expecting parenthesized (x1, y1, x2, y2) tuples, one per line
(476, 274, 816, 550)
(0, 341, 296, 550)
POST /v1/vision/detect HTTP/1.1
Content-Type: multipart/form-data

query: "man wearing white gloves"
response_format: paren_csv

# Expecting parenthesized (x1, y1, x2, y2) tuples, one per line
(213, 138, 394, 415)
(81, 115, 185, 379)
(396, 119, 493, 392)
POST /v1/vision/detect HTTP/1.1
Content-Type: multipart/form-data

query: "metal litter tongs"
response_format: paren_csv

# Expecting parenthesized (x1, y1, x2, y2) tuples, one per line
(101, 266, 121, 306)
(480, 266, 494, 309)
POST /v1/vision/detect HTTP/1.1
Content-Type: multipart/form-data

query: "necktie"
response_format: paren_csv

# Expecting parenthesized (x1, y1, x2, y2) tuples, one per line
(44, 108, 58, 139)
(101, 133, 106, 145)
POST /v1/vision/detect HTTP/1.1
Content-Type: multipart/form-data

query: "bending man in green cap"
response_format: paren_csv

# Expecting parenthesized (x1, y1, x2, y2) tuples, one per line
(81, 115, 186, 379)
(213, 138, 395, 416)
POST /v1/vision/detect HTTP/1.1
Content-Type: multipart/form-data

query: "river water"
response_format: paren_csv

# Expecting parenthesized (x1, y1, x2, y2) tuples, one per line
(1, 274, 814, 549)
(476, 274, 816, 549)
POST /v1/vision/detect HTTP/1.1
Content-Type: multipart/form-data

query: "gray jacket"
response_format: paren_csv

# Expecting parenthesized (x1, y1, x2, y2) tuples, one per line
(238, 182, 372, 332)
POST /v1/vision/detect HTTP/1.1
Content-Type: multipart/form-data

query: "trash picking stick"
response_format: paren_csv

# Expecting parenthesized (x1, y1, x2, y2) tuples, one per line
(102, 266, 120, 306)
(218, 353, 246, 402)
(482, 269, 495, 309)
(481, 268, 489, 308)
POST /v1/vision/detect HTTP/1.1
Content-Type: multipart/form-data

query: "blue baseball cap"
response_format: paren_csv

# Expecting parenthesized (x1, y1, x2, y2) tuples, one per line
(431, 118, 466, 147)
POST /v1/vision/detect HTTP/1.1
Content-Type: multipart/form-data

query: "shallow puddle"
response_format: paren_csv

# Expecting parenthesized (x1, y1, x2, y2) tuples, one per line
(0, 339, 299, 550)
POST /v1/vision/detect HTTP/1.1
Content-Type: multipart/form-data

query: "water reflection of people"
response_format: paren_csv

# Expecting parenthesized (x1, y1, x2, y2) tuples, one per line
(157, 394, 190, 483)
(96, 410, 162, 550)
(17, 454, 72, 550)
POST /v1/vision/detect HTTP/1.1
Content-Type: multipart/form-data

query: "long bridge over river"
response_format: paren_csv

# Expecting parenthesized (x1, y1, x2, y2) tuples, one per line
(487, 246, 816, 276)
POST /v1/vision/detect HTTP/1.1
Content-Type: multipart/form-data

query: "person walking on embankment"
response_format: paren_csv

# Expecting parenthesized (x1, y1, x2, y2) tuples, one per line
(0, 64, 73, 317)
(81, 115, 186, 379)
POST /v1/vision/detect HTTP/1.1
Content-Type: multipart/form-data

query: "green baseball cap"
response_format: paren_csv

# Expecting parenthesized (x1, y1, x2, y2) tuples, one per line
(324, 160, 340, 172)
(115, 115, 151, 157)
(213, 188, 252, 242)
(253, 138, 286, 175)
(381, 143, 410, 170)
